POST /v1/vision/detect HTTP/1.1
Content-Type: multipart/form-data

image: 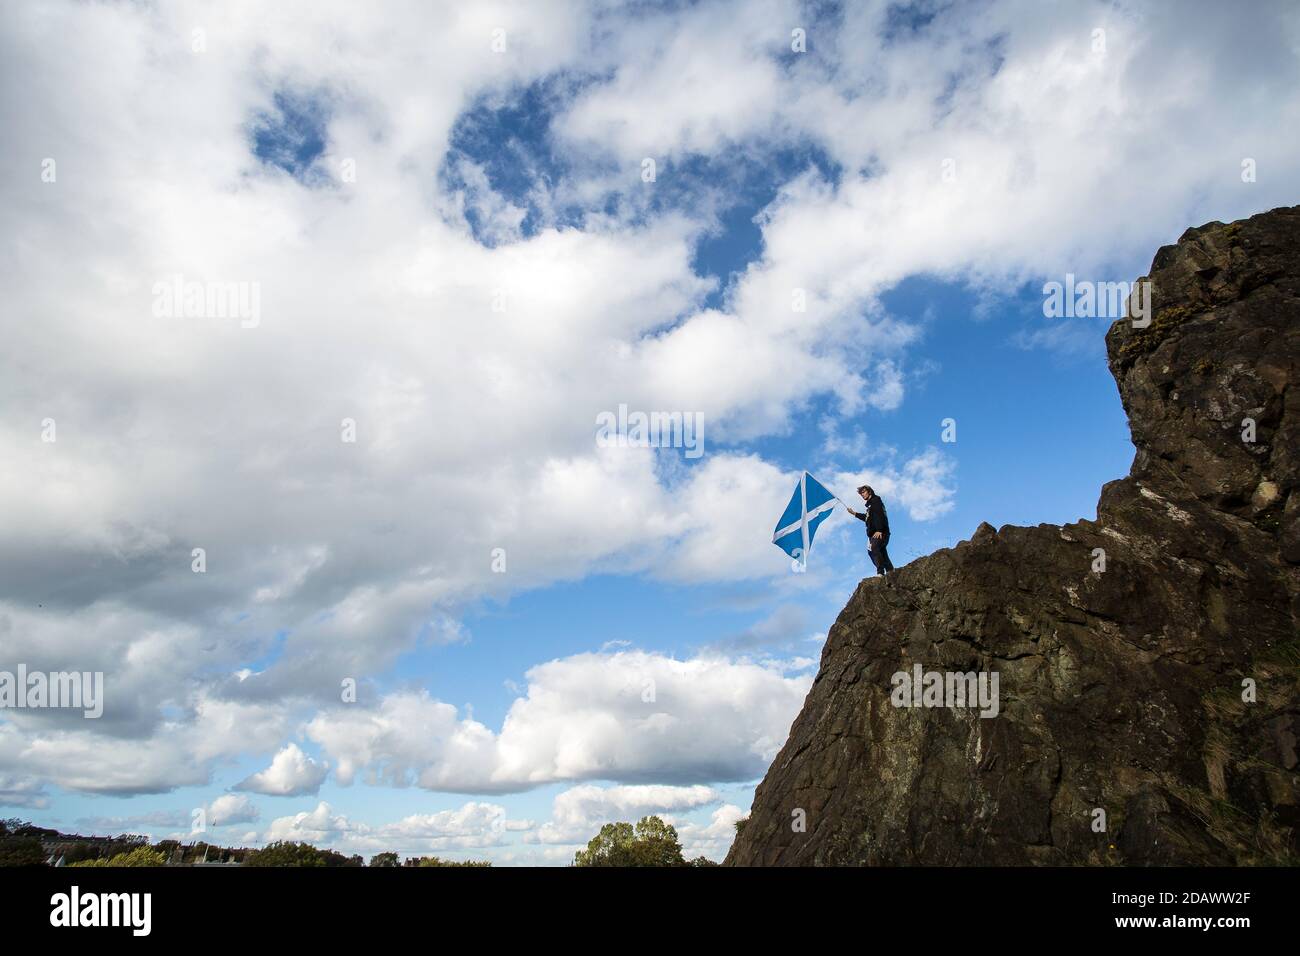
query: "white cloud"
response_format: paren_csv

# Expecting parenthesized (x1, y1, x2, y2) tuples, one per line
(533, 783, 720, 844)
(677, 803, 747, 860)
(557, 0, 796, 161)
(236, 743, 329, 797)
(263, 801, 352, 845)
(525, 783, 744, 862)
(831, 447, 958, 522)
(2, 0, 1298, 811)
(0, 773, 50, 809)
(72, 794, 257, 833)
(306, 649, 811, 793)
(262, 800, 531, 856)
(0, 692, 289, 795)
(207, 793, 260, 826)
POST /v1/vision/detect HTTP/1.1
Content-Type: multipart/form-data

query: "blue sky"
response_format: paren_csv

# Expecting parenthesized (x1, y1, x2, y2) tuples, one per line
(3, 0, 1298, 864)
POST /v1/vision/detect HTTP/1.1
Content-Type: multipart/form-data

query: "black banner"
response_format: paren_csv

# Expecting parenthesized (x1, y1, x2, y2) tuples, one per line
(1, 864, 1288, 943)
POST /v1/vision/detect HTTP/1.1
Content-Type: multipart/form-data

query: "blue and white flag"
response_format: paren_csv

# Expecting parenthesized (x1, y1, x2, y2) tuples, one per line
(772, 471, 841, 563)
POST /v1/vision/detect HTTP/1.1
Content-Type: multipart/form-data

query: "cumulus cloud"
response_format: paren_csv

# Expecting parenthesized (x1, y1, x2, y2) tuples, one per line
(0, 692, 289, 795)
(557, 0, 795, 161)
(0, 774, 50, 809)
(526, 783, 743, 862)
(305, 649, 811, 793)
(263, 800, 531, 855)
(236, 743, 329, 797)
(242, 787, 733, 862)
(831, 448, 958, 522)
(207, 793, 260, 826)
(677, 804, 748, 860)
(533, 783, 720, 845)
(2, 0, 1298, 813)
(262, 801, 352, 845)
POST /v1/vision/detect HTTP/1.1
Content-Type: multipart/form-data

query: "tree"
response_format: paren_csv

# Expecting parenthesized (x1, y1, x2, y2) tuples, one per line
(0, 819, 46, 867)
(63, 842, 99, 866)
(246, 841, 362, 867)
(370, 852, 400, 867)
(573, 815, 686, 867)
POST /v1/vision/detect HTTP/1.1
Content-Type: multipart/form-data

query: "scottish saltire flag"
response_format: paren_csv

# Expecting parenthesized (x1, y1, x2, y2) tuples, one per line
(772, 471, 840, 562)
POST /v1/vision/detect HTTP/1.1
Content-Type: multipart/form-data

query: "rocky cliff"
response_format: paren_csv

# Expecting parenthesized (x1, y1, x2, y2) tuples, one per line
(726, 206, 1300, 866)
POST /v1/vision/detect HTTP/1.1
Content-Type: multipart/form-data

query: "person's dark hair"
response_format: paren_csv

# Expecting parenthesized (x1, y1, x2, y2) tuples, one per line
(857, 484, 873, 496)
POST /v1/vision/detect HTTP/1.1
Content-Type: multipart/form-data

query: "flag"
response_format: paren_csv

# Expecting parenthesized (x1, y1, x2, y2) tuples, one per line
(772, 471, 840, 563)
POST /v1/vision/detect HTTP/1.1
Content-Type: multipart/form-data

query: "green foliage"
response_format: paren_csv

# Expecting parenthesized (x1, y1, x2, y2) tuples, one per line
(63, 833, 150, 865)
(572, 815, 687, 867)
(246, 841, 363, 867)
(68, 846, 167, 867)
(370, 851, 400, 867)
(59, 843, 98, 866)
(403, 856, 491, 867)
(0, 819, 46, 867)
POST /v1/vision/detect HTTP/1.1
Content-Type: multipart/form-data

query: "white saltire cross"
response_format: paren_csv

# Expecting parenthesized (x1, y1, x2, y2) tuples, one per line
(771, 472, 841, 559)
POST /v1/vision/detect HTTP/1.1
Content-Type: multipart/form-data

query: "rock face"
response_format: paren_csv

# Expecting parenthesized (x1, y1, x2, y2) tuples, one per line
(726, 207, 1300, 866)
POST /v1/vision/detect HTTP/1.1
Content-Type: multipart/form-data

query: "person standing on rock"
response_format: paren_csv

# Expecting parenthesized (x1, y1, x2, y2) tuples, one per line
(846, 484, 895, 584)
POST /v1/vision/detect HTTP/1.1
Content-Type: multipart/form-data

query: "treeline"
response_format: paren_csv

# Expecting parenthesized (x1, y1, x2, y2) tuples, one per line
(0, 820, 491, 868)
(245, 843, 492, 867)
(3, 815, 723, 867)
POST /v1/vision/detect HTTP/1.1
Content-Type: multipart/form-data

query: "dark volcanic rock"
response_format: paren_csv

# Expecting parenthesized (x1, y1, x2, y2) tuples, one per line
(725, 207, 1300, 866)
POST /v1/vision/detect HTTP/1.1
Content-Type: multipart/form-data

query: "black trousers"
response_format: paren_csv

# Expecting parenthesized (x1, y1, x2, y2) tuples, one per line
(868, 533, 895, 573)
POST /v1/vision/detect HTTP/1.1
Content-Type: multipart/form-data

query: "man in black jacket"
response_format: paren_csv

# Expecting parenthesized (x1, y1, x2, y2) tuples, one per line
(846, 484, 895, 584)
